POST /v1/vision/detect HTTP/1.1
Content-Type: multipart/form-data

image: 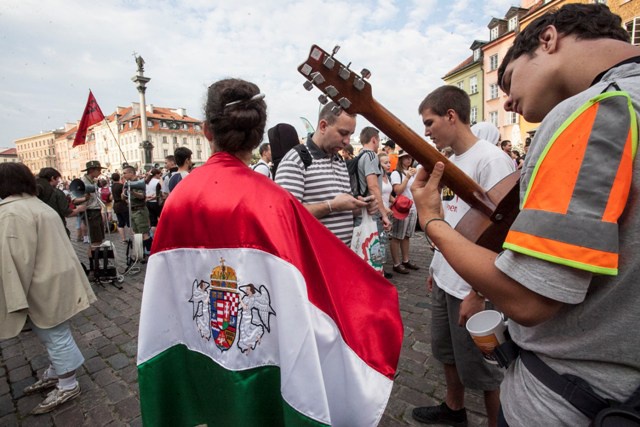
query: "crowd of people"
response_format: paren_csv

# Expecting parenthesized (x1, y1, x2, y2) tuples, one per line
(1, 4, 638, 425)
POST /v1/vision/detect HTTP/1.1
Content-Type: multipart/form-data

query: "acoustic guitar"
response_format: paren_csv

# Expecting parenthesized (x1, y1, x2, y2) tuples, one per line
(298, 44, 521, 252)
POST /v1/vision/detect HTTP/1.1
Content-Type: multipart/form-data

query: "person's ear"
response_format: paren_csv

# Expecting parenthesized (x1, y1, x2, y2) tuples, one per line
(539, 25, 559, 53)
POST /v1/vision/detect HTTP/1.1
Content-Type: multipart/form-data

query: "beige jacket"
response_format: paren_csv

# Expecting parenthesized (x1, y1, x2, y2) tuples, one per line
(0, 194, 96, 339)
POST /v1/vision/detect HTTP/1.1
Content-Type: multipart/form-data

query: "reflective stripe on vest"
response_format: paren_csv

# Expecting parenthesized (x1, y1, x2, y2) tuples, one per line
(503, 91, 638, 275)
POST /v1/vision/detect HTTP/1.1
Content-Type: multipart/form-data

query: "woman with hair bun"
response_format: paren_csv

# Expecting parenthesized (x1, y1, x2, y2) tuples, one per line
(138, 78, 402, 426)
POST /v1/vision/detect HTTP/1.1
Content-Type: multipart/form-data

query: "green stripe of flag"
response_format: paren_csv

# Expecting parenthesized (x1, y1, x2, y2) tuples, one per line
(138, 344, 330, 427)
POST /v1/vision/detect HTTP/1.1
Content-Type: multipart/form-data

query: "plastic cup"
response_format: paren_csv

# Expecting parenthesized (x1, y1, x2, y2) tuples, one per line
(466, 310, 507, 365)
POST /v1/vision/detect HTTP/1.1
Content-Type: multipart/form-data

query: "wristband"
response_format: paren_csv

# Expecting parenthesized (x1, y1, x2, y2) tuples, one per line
(423, 217, 450, 252)
(475, 290, 485, 298)
(326, 200, 332, 213)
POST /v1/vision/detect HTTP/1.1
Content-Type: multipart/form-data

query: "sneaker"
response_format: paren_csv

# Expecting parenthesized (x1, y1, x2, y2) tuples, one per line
(384, 271, 393, 279)
(402, 260, 420, 270)
(83, 236, 90, 244)
(23, 375, 58, 395)
(31, 384, 81, 415)
(412, 402, 467, 427)
(393, 264, 409, 274)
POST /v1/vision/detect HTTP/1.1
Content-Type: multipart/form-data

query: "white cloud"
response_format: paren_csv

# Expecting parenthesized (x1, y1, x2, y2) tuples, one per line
(1, 0, 504, 148)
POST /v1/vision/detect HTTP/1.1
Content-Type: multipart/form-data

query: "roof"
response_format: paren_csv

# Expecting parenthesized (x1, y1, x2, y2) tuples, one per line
(0, 148, 17, 156)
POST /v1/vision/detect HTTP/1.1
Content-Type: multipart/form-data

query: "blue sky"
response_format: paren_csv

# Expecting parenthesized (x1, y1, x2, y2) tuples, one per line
(0, 0, 515, 148)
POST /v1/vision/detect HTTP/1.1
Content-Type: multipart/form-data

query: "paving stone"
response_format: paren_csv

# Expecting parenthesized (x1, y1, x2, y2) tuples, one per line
(113, 395, 141, 422)
(0, 413, 20, 426)
(84, 357, 108, 375)
(119, 341, 137, 359)
(51, 402, 85, 425)
(85, 403, 115, 426)
(104, 381, 131, 404)
(118, 366, 138, 385)
(16, 393, 43, 417)
(10, 377, 33, 400)
(4, 356, 27, 372)
(0, 379, 9, 396)
(94, 369, 118, 388)
(1, 345, 22, 359)
(30, 354, 50, 372)
(17, 412, 54, 427)
(83, 329, 103, 341)
(97, 344, 119, 358)
(111, 334, 132, 346)
(128, 416, 143, 427)
(78, 388, 108, 412)
(8, 365, 33, 384)
(102, 326, 123, 339)
(107, 353, 129, 371)
(0, 392, 14, 417)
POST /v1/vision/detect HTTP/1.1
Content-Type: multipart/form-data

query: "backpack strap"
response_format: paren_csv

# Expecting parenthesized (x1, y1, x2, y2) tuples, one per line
(292, 144, 313, 170)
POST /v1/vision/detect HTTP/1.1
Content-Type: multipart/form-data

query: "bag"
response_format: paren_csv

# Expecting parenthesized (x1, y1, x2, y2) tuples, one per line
(346, 150, 376, 197)
(292, 144, 313, 169)
(350, 208, 384, 274)
(99, 187, 111, 203)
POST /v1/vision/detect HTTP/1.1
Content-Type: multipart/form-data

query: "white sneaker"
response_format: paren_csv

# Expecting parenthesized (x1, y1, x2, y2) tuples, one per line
(31, 384, 81, 415)
(23, 374, 58, 395)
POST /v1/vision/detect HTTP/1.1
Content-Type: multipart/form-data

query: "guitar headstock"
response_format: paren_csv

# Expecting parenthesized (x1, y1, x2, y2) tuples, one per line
(298, 45, 374, 116)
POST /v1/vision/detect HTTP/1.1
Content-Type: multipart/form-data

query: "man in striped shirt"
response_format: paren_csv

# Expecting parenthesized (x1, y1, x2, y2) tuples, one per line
(275, 102, 373, 245)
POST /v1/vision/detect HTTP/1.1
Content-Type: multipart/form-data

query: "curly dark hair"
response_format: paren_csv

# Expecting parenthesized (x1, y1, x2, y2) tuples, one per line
(204, 78, 267, 153)
(498, 4, 629, 90)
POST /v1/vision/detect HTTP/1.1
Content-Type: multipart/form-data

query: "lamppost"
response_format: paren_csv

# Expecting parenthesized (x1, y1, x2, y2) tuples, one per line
(131, 53, 153, 171)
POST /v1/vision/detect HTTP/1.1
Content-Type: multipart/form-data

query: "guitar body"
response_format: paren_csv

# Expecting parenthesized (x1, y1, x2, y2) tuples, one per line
(299, 44, 521, 252)
(455, 171, 520, 252)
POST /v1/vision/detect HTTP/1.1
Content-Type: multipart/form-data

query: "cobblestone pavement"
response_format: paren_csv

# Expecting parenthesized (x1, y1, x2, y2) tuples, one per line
(0, 222, 489, 426)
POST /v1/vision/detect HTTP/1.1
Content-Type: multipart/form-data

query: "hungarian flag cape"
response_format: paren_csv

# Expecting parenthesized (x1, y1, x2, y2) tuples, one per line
(137, 152, 403, 426)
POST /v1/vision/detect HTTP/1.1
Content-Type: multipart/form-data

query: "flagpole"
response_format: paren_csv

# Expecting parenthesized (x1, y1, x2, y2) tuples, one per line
(102, 116, 128, 166)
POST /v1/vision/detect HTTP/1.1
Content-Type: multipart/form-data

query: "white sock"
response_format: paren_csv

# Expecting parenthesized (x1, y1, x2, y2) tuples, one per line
(57, 375, 78, 391)
(43, 365, 58, 380)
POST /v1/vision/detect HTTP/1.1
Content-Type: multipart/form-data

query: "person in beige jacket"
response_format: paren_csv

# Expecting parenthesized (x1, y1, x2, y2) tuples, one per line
(0, 163, 96, 415)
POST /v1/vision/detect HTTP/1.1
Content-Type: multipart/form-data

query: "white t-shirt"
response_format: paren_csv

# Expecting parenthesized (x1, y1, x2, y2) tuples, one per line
(390, 169, 417, 212)
(381, 176, 392, 210)
(146, 178, 160, 199)
(430, 139, 515, 299)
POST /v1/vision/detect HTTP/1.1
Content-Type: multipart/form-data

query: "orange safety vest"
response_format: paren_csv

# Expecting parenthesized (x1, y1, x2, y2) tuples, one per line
(503, 89, 638, 275)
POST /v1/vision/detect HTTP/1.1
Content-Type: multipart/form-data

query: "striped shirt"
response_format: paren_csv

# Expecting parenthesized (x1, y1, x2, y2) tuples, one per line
(276, 139, 353, 245)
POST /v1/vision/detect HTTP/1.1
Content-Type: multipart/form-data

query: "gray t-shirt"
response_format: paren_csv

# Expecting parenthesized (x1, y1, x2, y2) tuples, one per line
(356, 149, 382, 198)
(496, 63, 640, 425)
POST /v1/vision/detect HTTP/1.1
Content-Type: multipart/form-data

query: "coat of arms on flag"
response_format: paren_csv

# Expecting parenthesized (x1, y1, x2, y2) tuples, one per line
(189, 258, 275, 353)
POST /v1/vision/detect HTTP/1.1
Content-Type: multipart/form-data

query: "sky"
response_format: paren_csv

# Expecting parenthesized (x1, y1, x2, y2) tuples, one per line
(0, 0, 516, 149)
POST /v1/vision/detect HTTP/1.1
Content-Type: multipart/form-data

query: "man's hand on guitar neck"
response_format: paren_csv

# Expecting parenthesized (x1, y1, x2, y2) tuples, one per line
(410, 162, 445, 222)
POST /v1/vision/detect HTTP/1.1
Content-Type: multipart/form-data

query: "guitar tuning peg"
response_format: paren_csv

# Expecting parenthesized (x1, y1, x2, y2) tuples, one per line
(325, 85, 338, 97)
(303, 80, 314, 91)
(323, 55, 335, 70)
(338, 63, 351, 81)
(311, 71, 325, 85)
(318, 94, 329, 105)
(300, 63, 312, 76)
(360, 68, 371, 79)
(338, 97, 351, 110)
(353, 77, 365, 91)
(331, 105, 342, 116)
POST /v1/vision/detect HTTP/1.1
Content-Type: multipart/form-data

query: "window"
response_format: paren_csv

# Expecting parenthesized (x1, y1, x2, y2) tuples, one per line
(508, 16, 518, 31)
(183, 138, 187, 145)
(490, 54, 499, 71)
(163, 149, 168, 157)
(470, 106, 478, 125)
(183, 124, 188, 130)
(489, 111, 498, 127)
(173, 137, 178, 145)
(147, 120, 153, 127)
(197, 151, 202, 160)
(626, 17, 640, 45)
(490, 83, 499, 99)
(196, 138, 201, 145)
(456, 81, 464, 90)
(506, 112, 519, 125)
(162, 136, 168, 144)
(473, 49, 480, 62)
(195, 124, 202, 131)
(161, 121, 168, 129)
(490, 26, 499, 41)
(470, 76, 478, 94)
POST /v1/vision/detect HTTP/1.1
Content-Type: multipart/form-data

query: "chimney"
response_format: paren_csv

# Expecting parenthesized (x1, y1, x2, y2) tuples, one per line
(146, 103, 154, 114)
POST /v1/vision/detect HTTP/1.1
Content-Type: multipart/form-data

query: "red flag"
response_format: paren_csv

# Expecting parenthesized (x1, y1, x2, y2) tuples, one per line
(72, 90, 105, 147)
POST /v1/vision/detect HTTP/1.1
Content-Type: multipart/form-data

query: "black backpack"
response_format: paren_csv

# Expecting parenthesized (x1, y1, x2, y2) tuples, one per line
(346, 150, 376, 197)
(292, 144, 313, 170)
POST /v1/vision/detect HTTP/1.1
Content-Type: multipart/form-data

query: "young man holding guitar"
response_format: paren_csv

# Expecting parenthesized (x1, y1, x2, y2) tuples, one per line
(412, 86, 515, 427)
(411, 4, 640, 425)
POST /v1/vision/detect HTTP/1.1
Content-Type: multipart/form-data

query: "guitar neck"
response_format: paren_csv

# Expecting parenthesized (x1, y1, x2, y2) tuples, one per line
(367, 99, 496, 217)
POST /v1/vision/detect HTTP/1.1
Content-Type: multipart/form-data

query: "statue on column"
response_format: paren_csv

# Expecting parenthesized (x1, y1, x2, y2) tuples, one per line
(135, 55, 145, 73)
